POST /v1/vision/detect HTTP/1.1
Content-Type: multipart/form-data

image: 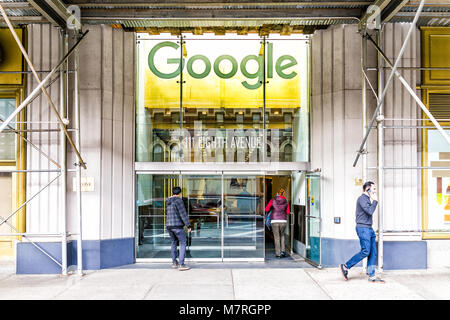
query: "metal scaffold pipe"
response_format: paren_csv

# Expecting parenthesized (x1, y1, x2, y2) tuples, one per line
(74, 31, 84, 276)
(353, 0, 427, 168)
(376, 29, 384, 273)
(60, 29, 68, 276)
(0, 174, 62, 228)
(0, 6, 89, 169)
(361, 33, 367, 183)
(365, 32, 450, 146)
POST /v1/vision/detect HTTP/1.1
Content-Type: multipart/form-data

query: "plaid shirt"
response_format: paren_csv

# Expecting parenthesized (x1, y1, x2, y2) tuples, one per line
(166, 196, 190, 228)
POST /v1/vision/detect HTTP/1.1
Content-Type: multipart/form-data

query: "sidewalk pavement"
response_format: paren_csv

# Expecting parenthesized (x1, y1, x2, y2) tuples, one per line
(0, 260, 449, 300)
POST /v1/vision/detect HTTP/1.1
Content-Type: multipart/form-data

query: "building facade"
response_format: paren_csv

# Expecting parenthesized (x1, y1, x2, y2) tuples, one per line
(0, 12, 449, 273)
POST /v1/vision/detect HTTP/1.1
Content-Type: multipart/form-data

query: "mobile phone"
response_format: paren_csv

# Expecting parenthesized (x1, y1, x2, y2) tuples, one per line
(367, 188, 371, 193)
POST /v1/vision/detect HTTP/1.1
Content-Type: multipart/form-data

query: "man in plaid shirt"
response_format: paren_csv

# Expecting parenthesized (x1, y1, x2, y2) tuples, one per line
(166, 186, 191, 271)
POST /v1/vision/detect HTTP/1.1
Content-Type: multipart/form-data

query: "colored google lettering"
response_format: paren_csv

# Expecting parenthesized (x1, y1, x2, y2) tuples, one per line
(148, 41, 298, 90)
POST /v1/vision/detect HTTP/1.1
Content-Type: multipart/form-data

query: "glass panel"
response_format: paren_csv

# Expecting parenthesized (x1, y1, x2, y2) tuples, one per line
(306, 175, 320, 264)
(182, 175, 222, 258)
(426, 129, 450, 237)
(266, 35, 309, 162)
(223, 175, 265, 259)
(306, 217, 321, 264)
(136, 174, 180, 258)
(291, 171, 307, 245)
(136, 33, 310, 164)
(136, 34, 181, 162)
(0, 173, 12, 235)
(0, 99, 16, 161)
(181, 34, 264, 163)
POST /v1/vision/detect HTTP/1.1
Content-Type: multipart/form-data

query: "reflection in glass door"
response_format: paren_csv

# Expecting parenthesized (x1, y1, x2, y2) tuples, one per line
(306, 173, 321, 266)
(136, 173, 265, 261)
(223, 175, 264, 259)
(136, 174, 180, 259)
(182, 175, 222, 259)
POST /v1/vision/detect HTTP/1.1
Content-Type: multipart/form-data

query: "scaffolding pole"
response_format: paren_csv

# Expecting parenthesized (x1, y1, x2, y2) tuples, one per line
(0, 120, 60, 168)
(0, 174, 61, 228)
(74, 31, 84, 276)
(0, 6, 90, 275)
(353, 0, 427, 168)
(376, 29, 384, 272)
(355, 0, 426, 274)
(0, 5, 88, 169)
(0, 215, 62, 268)
(364, 33, 450, 145)
(60, 29, 68, 276)
(361, 33, 368, 183)
(0, 34, 87, 130)
(361, 33, 368, 273)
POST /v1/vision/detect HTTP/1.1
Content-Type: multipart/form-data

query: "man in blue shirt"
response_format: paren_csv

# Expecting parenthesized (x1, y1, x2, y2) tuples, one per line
(340, 181, 385, 283)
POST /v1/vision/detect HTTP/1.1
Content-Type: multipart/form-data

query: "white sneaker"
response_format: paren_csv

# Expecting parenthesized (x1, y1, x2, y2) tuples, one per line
(178, 264, 190, 271)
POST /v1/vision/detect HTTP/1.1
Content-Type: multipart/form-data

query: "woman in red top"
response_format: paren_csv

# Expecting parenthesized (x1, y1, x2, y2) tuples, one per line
(265, 188, 290, 258)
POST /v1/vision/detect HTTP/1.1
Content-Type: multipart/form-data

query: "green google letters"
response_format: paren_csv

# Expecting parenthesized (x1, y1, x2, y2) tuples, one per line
(148, 41, 298, 90)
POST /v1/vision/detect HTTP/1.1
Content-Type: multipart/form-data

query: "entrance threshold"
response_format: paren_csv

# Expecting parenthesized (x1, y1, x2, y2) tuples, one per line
(127, 256, 313, 269)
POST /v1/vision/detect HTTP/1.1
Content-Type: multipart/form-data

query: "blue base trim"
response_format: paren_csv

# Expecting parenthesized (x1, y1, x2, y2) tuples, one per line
(320, 237, 427, 270)
(16, 242, 73, 274)
(383, 241, 427, 270)
(100, 238, 135, 269)
(321, 237, 363, 268)
(71, 240, 101, 270)
(16, 238, 135, 274)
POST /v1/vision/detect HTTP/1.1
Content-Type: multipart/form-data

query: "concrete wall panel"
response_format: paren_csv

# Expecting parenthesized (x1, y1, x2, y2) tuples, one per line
(26, 25, 135, 243)
(311, 23, 421, 240)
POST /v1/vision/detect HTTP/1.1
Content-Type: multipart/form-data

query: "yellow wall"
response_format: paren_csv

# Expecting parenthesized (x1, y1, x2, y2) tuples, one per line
(421, 27, 450, 87)
(0, 28, 26, 257)
(421, 27, 450, 239)
(0, 28, 24, 85)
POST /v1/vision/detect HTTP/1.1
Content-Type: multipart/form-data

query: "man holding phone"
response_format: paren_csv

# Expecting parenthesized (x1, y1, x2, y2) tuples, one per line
(339, 181, 385, 283)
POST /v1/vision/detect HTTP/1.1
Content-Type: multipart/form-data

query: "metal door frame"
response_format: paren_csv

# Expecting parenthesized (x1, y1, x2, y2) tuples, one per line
(305, 172, 322, 268)
(135, 170, 268, 262)
(264, 172, 295, 255)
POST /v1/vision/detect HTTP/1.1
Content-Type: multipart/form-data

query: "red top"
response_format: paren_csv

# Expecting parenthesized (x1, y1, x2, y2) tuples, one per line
(265, 196, 290, 214)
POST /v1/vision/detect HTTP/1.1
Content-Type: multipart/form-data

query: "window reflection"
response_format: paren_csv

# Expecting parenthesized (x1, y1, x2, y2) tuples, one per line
(136, 34, 309, 163)
(0, 99, 16, 161)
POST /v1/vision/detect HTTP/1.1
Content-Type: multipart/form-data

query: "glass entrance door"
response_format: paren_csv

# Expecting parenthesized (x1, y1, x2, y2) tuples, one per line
(136, 174, 180, 259)
(305, 173, 322, 266)
(136, 172, 265, 261)
(223, 175, 265, 260)
(182, 174, 222, 259)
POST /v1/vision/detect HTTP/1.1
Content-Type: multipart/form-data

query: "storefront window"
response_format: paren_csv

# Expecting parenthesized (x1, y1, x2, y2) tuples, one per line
(0, 98, 16, 250)
(136, 33, 309, 163)
(136, 35, 181, 162)
(0, 99, 16, 161)
(425, 129, 450, 238)
(136, 173, 265, 260)
(181, 35, 264, 162)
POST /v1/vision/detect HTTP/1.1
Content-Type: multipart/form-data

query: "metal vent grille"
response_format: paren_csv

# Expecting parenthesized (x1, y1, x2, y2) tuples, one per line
(429, 93, 450, 119)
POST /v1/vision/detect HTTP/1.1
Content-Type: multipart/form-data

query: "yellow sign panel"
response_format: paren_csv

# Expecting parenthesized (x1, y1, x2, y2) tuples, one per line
(0, 28, 23, 85)
(138, 34, 306, 109)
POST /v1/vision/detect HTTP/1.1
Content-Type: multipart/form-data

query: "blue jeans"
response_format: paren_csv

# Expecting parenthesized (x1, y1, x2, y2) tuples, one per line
(167, 227, 187, 265)
(345, 227, 377, 276)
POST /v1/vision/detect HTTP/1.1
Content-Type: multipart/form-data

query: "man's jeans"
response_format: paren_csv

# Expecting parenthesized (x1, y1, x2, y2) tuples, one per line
(345, 226, 377, 276)
(167, 227, 187, 265)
